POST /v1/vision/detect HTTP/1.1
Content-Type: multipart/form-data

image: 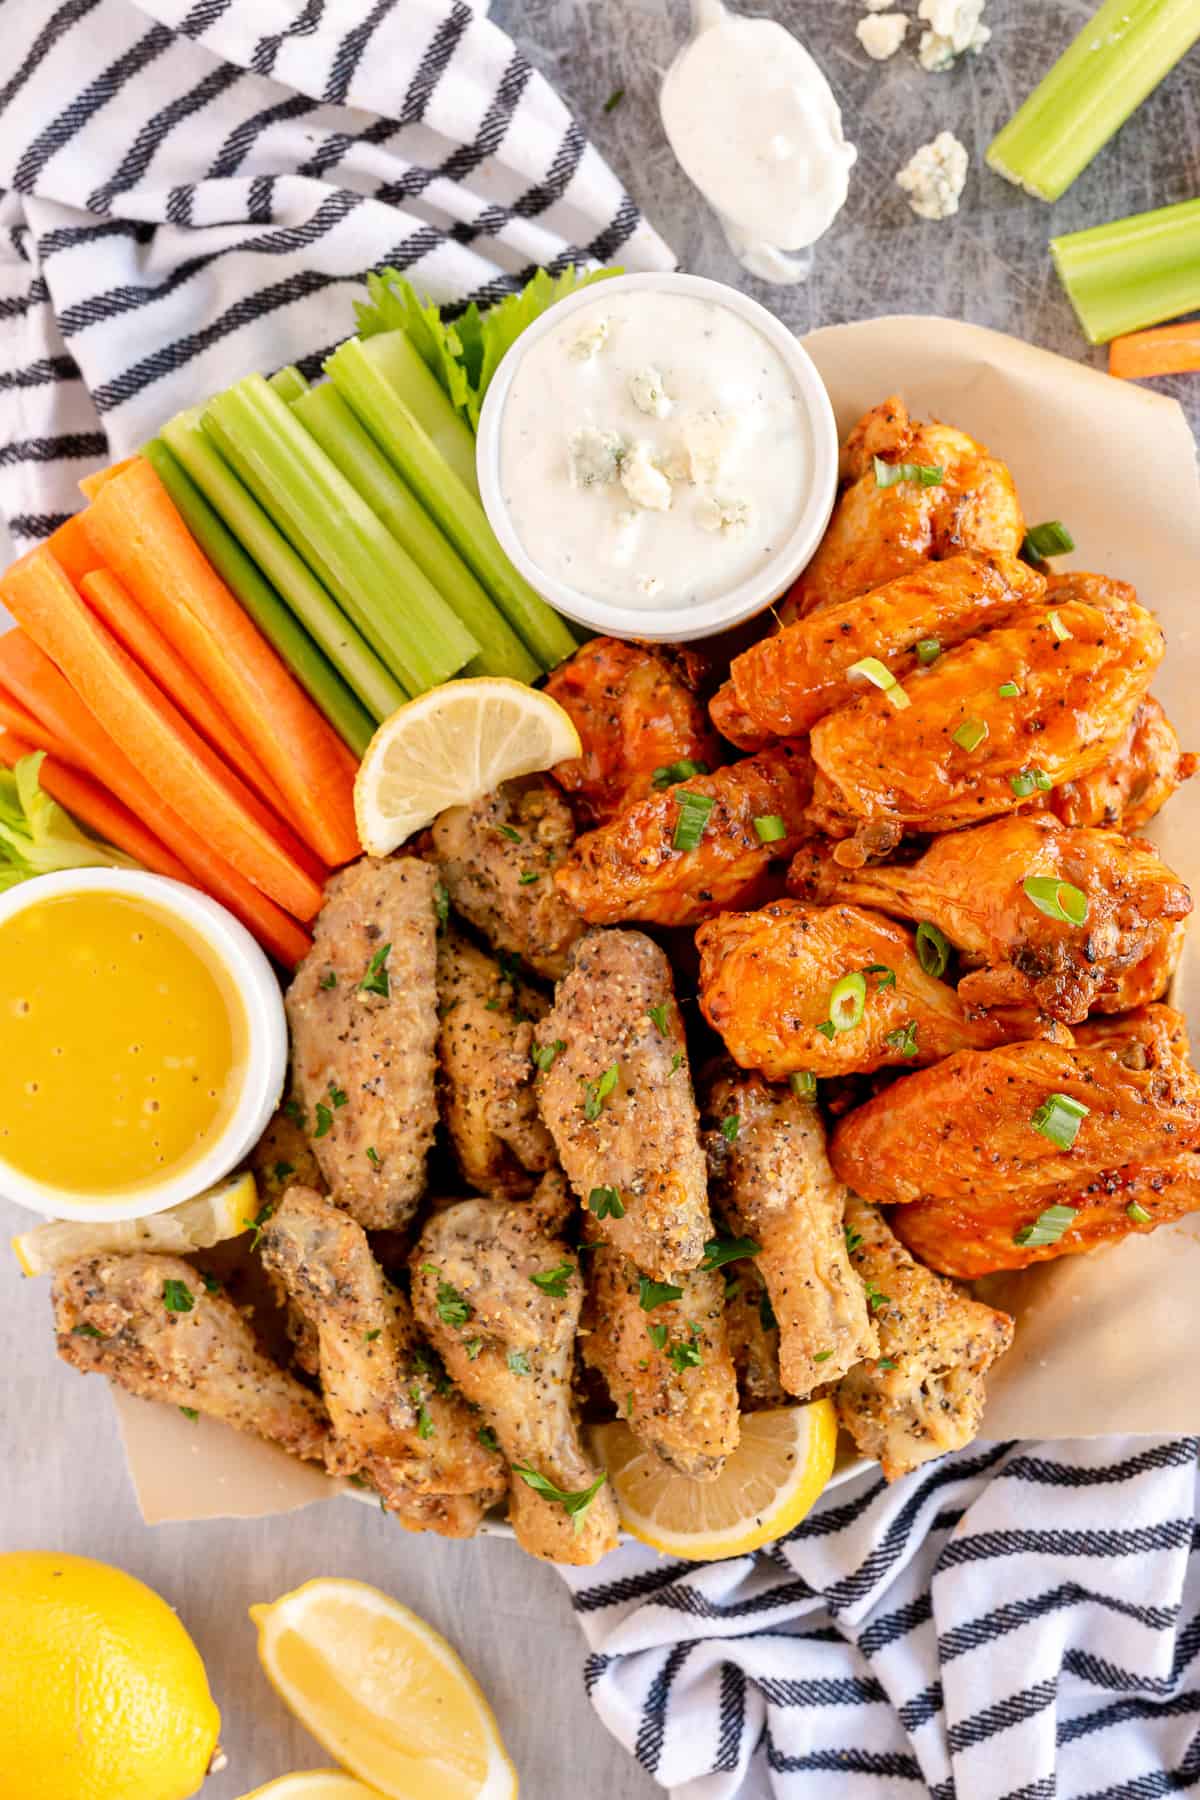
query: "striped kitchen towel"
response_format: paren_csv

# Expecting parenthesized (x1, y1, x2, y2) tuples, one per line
(560, 1436, 1200, 1798)
(0, 0, 672, 548)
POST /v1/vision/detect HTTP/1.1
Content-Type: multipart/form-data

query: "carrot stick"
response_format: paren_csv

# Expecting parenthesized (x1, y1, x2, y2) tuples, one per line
(78, 565, 327, 881)
(0, 683, 73, 758)
(45, 512, 103, 588)
(0, 632, 312, 966)
(78, 457, 136, 501)
(0, 721, 195, 884)
(1109, 321, 1200, 378)
(1, 551, 325, 921)
(84, 459, 360, 865)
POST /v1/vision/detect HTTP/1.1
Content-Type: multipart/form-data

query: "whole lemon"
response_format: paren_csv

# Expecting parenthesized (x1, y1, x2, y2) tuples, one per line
(0, 1550, 220, 1800)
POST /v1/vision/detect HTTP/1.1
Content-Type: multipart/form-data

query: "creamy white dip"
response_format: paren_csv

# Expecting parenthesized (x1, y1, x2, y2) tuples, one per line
(496, 289, 812, 612)
(659, 0, 857, 286)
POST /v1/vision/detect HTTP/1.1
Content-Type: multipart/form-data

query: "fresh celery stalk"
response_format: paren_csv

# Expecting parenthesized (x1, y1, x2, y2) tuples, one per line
(289, 381, 539, 684)
(268, 364, 310, 403)
(1050, 198, 1200, 343)
(355, 330, 480, 498)
(326, 337, 578, 671)
(159, 408, 406, 722)
(202, 375, 479, 696)
(140, 436, 377, 756)
(987, 0, 1200, 202)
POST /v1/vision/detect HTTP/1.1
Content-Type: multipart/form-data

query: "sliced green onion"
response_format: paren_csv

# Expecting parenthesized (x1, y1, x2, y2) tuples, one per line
(951, 717, 989, 753)
(873, 457, 944, 489)
(916, 921, 951, 978)
(790, 1071, 817, 1098)
(1030, 1092, 1090, 1150)
(916, 638, 942, 666)
(862, 963, 896, 990)
(1023, 874, 1089, 926)
(1011, 766, 1053, 798)
(884, 1020, 919, 1058)
(1014, 1203, 1078, 1247)
(997, 681, 1021, 699)
(1047, 611, 1073, 642)
(986, 1, 1200, 206)
(848, 655, 911, 710)
(1022, 521, 1076, 563)
(826, 970, 867, 1033)
(753, 814, 787, 844)
(1127, 1200, 1152, 1224)
(651, 758, 709, 789)
(672, 790, 714, 852)
(1051, 197, 1200, 344)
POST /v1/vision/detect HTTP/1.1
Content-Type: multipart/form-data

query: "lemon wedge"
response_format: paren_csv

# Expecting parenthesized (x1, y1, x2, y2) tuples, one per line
(237, 1776, 387, 1800)
(11, 1170, 258, 1276)
(250, 1579, 517, 1800)
(591, 1401, 838, 1561)
(354, 677, 581, 856)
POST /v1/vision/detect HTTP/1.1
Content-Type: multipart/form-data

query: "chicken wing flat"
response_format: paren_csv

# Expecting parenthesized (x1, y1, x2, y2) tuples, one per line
(534, 929, 712, 1278)
(697, 900, 1029, 1081)
(701, 1064, 876, 1395)
(790, 816, 1190, 1026)
(723, 1262, 787, 1407)
(259, 1188, 504, 1531)
(836, 1197, 1014, 1482)
(436, 926, 555, 1198)
(54, 1252, 329, 1463)
(831, 1004, 1200, 1208)
(782, 397, 1025, 620)
(806, 582, 1164, 839)
(411, 1199, 619, 1565)
(545, 637, 721, 825)
(555, 743, 813, 928)
(431, 775, 584, 979)
(1046, 696, 1196, 833)
(287, 856, 439, 1230)
(582, 1238, 740, 1479)
(712, 553, 1044, 749)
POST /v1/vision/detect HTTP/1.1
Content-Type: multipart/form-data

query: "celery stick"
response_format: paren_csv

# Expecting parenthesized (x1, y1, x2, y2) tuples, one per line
(268, 365, 310, 403)
(1050, 198, 1200, 343)
(140, 437, 377, 756)
(289, 382, 539, 684)
(326, 337, 578, 671)
(160, 408, 406, 721)
(355, 330, 480, 498)
(986, 0, 1200, 203)
(203, 376, 479, 695)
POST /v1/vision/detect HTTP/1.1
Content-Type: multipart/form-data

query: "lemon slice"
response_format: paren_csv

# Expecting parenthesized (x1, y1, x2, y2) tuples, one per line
(11, 1171, 258, 1276)
(237, 1776, 387, 1800)
(592, 1401, 838, 1561)
(354, 677, 581, 856)
(250, 1579, 517, 1800)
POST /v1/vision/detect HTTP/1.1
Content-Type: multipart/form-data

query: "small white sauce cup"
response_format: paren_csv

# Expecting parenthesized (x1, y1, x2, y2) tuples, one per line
(476, 270, 839, 644)
(0, 868, 287, 1223)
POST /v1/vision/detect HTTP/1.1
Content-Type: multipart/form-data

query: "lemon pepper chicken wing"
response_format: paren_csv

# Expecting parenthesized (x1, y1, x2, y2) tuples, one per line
(1046, 696, 1196, 832)
(723, 1262, 788, 1407)
(697, 900, 1033, 1081)
(581, 1238, 740, 1479)
(712, 553, 1045, 749)
(791, 816, 1190, 1025)
(701, 1063, 876, 1395)
(555, 743, 813, 928)
(431, 775, 584, 980)
(436, 926, 555, 1198)
(287, 856, 439, 1231)
(411, 1199, 619, 1565)
(830, 1004, 1200, 1209)
(534, 928, 712, 1278)
(836, 1197, 1014, 1482)
(545, 637, 721, 825)
(782, 397, 1025, 620)
(806, 581, 1165, 840)
(54, 1252, 330, 1463)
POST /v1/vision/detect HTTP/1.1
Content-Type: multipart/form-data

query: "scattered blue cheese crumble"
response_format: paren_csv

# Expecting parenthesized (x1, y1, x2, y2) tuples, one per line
(567, 426, 623, 489)
(697, 496, 753, 538)
(619, 441, 673, 512)
(856, 13, 908, 58)
(917, 0, 990, 68)
(629, 367, 673, 418)
(896, 130, 969, 220)
(570, 316, 610, 361)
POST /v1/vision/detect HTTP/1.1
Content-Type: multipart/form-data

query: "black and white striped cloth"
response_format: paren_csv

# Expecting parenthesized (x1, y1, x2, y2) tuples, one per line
(559, 1436, 1200, 1797)
(0, 0, 672, 550)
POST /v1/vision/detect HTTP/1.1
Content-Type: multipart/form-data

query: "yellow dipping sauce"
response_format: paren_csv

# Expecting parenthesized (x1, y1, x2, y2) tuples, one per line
(0, 890, 247, 1199)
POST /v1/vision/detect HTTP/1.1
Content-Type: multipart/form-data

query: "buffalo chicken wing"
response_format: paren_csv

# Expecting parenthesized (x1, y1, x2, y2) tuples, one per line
(1046, 695, 1195, 833)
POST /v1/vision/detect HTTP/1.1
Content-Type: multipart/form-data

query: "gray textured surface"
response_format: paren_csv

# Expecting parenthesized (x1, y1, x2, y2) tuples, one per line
(2, 7, 1198, 1800)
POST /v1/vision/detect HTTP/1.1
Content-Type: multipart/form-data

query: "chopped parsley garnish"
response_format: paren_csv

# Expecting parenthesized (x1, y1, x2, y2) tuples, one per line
(318, 970, 337, 990)
(498, 824, 522, 842)
(533, 1038, 565, 1074)
(71, 1322, 105, 1339)
(313, 1102, 333, 1138)
(507, 1348, 531, 1376)
(877, 1358, 897, 1371)
(646, 1322, 668, 1350)
(915, 921, 951, 979)
(603, 86, 626, 113)
(884, 1020, 919, 1059)
(409, 1384, 435, 1439)
(719, 1113, 740, 1144)
(428, 1272, 472, 1330)
(162, 1278, 194, 1314)
(200, 1271, 221, 1294)
(1030, 1092, 1089, 1150)
(672, 789, 714, 852)
(512, 1465, 608, 1533)
(366, 1146, 380, 1166)
(651, 758, 709, 789)
(813, 1349, 833, 1364)
(479, 1425, 499, 1451)
(518, 870, 540, 885)
(244, 1200, 276, 1250)
(1014, 1203, 1078, 1247)
(272, 1161, 294, 1182)
(701, 1235, 761, 1272)
(465, 1338, 484, 1360)
(587, 1186, 625, 1220)
(844, 1225, 863, 1255)
(530, 1262, 575, 1298)
(639, 1275, 684, 1310)
(359, 942, 391, 997)
(863, 1281, 889, 1313)
(179, 1406, 198, 1421)
(283, 1097, 305, 1126)
(583, 1061, 620, 1121)
(669, 1051, 684, 1075)
(667, 1335, 703, 1373)
(759, 1289, 777, 1332)
(364, 1329, 381, 1343)
(328, 1081, 348, 1108)
(648, 1003, 670, 1036)
(433, 881, 450, 928)
(1022, 520, 1075, 563)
